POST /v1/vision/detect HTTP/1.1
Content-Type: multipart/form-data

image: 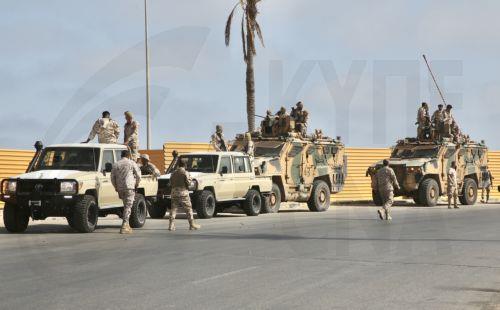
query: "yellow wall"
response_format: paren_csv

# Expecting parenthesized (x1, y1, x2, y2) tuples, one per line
(0, 149, 35, 208)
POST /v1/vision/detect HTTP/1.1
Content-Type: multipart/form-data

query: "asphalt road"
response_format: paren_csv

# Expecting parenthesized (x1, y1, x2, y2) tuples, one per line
(1, 202, 500, 310)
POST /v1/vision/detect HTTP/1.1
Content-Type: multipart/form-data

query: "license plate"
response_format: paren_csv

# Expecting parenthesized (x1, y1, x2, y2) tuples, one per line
(29, 200, 41, 207)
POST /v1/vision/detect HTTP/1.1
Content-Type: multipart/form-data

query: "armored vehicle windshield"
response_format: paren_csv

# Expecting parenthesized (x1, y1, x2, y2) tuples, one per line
(34, 147, 100, 172)
(254, 141, 285, 157)
(391, 146, 439, 159)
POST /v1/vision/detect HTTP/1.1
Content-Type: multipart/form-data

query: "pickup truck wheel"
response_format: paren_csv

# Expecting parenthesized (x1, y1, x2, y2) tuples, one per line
(459, 178, 478, 205)
(130, 194, 147, 228)
(71, 195, 98, 233)
(261, 183, 281, 214)
(418, 178, 439, 207)
(194, 190, 216, 219)
(372, 190, 383, 206)
(3, 203, 29, 233)
(147, 199, 169, 219)
(244, 189, 262, 216)
(308, 180, 331, 212)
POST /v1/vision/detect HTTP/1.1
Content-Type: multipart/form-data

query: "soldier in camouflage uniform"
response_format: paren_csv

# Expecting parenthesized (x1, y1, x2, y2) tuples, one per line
(291, 102, 309, 136)
(111, 150, 142, 234)
(447, 161, 459, 209)
(416, 102, 429, 140)
(443, 105, 455, 138)
(169, 160, 201, 231)
(431, 104, 444, 140)
(243, 132, 255, 160)
(83, 111, 120, 144)
(139, 154, 161, 178)
(373, 159, 400, 221)
(124, 111, 140, 161)
(211, 125, 227, 152)
(481, 168, 494, 204)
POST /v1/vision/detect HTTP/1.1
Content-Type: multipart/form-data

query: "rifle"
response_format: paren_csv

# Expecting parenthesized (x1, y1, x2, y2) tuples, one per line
(422, 54, 447, 106)
(254, 114, 266, 119)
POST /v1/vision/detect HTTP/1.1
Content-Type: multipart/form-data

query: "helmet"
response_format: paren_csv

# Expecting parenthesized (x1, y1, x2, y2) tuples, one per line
(296, 101, 304, 109)
(216, 125, 223, 133)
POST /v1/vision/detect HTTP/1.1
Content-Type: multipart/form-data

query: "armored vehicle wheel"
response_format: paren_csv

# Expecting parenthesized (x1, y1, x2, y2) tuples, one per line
(419, 179, 439, 207)
(130, 194, 147, 228)
(147, 199, 169, 219)
(194, 190, 216, 219)
(372, 190, 384, 206)
(262, 183, 281, 214)
(308, 180, 331, 212)
(3, 203, 29, 233)
(71, 195, 98, 233)
(459, 178, 478, 205)
(243, 189, 262, 216)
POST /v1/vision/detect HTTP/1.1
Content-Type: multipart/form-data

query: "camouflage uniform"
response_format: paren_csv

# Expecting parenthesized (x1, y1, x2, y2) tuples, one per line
(243, 133, 254, 160)
(87, 118, 120, 144)
(443, 110, 454, 137)
(140, 162, 161, 178)
(447, 167, 458, 209)
(211, 127, 227, 152)
(291, 103, 309, 136)
(416, 106, 429, 140)
(374, 166, 400, 219)
(431, 108, 444, 139)
(124, 121, 140, 161)
(111, 157, 141, 225)
(169, 167, 199, 230)
(482, 170, 494, 203)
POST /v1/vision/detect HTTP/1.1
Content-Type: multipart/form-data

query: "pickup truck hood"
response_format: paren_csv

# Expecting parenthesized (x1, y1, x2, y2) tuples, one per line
(11, 170, 95, 180)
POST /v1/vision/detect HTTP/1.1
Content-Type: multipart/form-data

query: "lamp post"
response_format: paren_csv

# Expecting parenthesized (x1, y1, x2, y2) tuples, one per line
(144, 0, 151, 150)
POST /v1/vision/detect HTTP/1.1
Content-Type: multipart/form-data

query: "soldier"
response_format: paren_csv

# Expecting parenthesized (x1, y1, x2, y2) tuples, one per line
(169, 160, 201, 231)
(416, 102, 430, 140)
(261, 110, 275, 134)
(211, 125, 227, 152)
(443, 105, 455, 137)
(291, 101, 309, 136)
(447, 161, 459, 209)
(111, 150, 142, 234)
(124, 111, 140, 161)
(373, 159, 400, 221)
(83, 111, 120, 144)
(451, 121, 463, 143)
(139, 154, 161, 178)
(431, 104, 445, 139)
(243, 132, 254, 160)
(481, 168, 494, 204)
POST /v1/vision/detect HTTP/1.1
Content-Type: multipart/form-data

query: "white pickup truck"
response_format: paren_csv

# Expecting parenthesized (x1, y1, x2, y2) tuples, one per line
(150, 152, 273, 219)
(1, 143, 158, 233)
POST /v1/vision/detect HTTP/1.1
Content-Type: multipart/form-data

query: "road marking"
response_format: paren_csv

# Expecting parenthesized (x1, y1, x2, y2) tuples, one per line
(192, 266, 259, 285)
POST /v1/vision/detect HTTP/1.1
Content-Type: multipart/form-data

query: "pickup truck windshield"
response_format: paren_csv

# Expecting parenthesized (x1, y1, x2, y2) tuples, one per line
(177, 155, 218, 173)
(34, 148, 100, 172)
(391, 147, 439, 159)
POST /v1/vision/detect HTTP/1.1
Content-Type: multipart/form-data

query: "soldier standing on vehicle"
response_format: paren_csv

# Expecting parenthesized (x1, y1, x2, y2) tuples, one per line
(291, 101, 309, 136)
(447, 161, 459, 209)
(243, 132, 255, 160)
(443, 105, 455, 137)
(169, 160, 201, 231)
(124, 111, 140, 161)
(211, 125, 227, 152)
(83, 111, 120, 144)
(373, 159, 400, 221)
(139, 154, 161, 178)
(481, 168, 494, 204)
(431, 104, 444, 139)
(111, 150, 142, 234)
(416, 102, 430, 140)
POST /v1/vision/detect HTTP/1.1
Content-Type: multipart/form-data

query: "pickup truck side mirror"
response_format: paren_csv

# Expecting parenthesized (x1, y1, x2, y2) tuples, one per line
(103, 163, 113, 175)
(220, 166, 228, 176)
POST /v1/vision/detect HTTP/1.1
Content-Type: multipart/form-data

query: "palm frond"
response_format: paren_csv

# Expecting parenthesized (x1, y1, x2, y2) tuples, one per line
(225, 3, 240, 46)
(255, 21, 265, 47)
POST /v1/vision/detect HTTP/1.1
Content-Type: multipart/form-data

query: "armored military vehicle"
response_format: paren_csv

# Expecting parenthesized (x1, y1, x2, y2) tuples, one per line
(0, 143, 158, 233)
(231, 114, 347, 213)
(367, 138, 489, 207)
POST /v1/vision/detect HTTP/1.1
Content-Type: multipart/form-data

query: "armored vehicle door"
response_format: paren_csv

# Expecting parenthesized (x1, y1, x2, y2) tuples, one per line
(304, 144, 327, 182)
(285, 143, 304, 186)
(215, 156, 235, 201)
(98, 149, 120, 207)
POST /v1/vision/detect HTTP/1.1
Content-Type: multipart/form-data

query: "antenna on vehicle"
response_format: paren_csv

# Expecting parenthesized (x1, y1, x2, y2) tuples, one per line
(422, 54, 447, 106)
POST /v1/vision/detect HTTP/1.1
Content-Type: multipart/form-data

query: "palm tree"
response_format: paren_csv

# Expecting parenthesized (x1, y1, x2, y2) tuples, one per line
(225, 0, 265, 132)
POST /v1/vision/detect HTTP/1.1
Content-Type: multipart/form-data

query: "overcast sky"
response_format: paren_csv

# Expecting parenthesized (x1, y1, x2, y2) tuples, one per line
(1, 0, 499, 150)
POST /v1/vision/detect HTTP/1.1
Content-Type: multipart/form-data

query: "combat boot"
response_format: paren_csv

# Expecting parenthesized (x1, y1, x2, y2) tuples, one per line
(168, 219, 176, 231)
(120, 222, 133, 234)
(377, 209, 385, 220)
(385, 210, 392, 221)
(189, 220, 201, 231)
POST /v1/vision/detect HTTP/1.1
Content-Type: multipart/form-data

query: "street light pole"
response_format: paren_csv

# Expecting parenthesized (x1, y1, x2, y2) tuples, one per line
(144, 0, 152, 150)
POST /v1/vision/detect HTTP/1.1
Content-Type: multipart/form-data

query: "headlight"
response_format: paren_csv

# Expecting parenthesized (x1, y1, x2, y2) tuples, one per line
(406, 167, 422, 174)
(2, 180, 17, 194)
(188, 179, 198, 191)
(60, 181, 78, 194)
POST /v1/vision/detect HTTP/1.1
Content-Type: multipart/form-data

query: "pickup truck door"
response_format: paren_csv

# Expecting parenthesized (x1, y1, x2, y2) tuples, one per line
(215, 156, 235, 201)
(97, 149, 120, 208)
(231, 156, 254, 198)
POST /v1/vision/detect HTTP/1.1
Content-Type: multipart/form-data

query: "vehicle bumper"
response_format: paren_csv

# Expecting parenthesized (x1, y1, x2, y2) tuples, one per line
(1, 193, 81, 220)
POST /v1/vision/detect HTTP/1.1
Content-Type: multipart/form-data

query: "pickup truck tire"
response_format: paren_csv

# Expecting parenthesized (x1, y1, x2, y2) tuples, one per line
(71, 195, 98, 233)
(418, 178, 439, 207)
(459, 178, 478, 205)
(244, 189, 262, 216)
(261, 183, 281, 214)
(194, 190, 216, 219)
(147, 199, 169, 219)
(3, 203, 29, 233)
(130, 194, 147, 228)
(372, 190, 384, 206)
(308, 180, 331, 212)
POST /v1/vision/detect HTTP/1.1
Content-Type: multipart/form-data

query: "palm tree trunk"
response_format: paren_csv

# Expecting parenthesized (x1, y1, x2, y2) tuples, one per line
(245, 51, 256, 132)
